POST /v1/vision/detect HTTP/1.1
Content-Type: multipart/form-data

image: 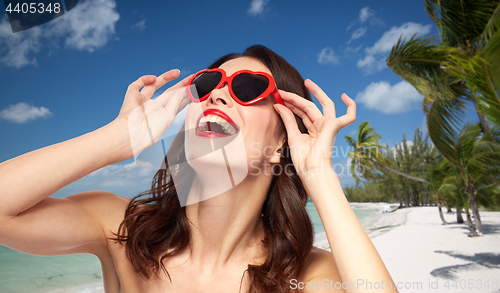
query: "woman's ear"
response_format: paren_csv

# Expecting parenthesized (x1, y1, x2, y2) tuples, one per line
(269, 147, 282, 164)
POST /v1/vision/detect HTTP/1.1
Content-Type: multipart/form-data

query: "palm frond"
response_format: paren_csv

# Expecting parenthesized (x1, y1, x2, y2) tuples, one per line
(447, 48, 500, 129)
(436, 0, 500, 52)
(427, 93, 464, 166)
(425, 0, 441, 26)
(358, 121, 381, 146)
(387, 35, 456, 100)
(485, 28, 500, 102)
(345, 135, 356, 148)
(455, 123, 482, 164)
(475, 183, 500, 209)
(479, 2, 500, 46)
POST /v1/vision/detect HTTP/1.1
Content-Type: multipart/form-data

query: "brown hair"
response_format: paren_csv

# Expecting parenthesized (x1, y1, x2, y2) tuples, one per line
(110, 45, 314, 293)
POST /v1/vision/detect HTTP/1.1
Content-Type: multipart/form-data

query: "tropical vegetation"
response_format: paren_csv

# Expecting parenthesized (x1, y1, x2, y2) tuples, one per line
(344, 125, 438, 207)
(345, 0, 500, 236)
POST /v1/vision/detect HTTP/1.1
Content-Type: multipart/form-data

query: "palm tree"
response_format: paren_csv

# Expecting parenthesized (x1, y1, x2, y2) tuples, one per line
(387, 0, 500, 138)
(430, 157, 468, 225)
(346, 121, 428, 184)
(429, 158, 451, 224)
(441, 123, 500, 235)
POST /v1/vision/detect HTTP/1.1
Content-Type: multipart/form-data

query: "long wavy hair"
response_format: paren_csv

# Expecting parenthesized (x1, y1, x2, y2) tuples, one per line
(110, 45, 314, 293)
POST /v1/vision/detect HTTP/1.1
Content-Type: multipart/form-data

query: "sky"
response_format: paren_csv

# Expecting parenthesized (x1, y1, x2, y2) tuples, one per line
(0, 0, 479, 198)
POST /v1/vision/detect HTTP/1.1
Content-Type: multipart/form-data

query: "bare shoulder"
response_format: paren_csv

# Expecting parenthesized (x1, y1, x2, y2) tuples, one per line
(66, 190, 132, 236)
(299, 246, 341, 283)
(67, 190, 131, 215)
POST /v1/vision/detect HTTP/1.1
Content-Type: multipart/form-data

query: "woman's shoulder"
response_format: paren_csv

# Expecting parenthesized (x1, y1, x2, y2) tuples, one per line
(298, 246, 341, 284)
(67, 190, 131, 213)
(66, 190, 131, 234)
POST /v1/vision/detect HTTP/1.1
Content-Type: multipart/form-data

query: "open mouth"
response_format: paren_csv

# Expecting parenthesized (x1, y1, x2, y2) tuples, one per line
(195, 109, 240, 138)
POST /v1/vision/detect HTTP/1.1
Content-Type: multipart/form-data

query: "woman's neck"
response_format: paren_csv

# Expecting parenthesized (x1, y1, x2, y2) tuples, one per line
(184, 173, 272, 272)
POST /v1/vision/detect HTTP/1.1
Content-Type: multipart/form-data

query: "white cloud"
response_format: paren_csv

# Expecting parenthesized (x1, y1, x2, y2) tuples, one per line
(366, 22, 431, 55)
(392, 140, 414, 153)
(347, 6, 383, 31)
(248, 0, 269, 16)
(317, 47, 339, 65)
(344, 45, 362, 55)
(359, 7, 374, 23)
(0, 0, 119, 68)
(357, 22, 431, 74)
(88, 162, 155, 187)
(131, 20, 146, 31)
(355, 80, 423, 114)
(0, 17, 42, 68)
(357, 54, 385, 73)
(47, 0, 120, 52)
(0, 102, 52, 123)
(348, 27, 367, 43)
(50, 161, 157, 198)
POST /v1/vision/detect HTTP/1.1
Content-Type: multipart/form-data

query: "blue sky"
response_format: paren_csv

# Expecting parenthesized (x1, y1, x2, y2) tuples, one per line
(0, 0, 476, 197)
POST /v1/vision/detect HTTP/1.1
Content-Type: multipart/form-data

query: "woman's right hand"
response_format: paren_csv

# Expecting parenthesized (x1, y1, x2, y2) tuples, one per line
(115, 69, 192, 160)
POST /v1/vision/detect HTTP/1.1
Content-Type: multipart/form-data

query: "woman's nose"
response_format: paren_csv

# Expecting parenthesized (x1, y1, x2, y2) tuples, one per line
(207, 83, 233, 106)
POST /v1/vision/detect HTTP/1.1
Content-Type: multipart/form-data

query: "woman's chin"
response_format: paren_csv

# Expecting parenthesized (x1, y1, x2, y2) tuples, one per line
(184, 129, 249, 196)
(185, 127, 241, 161)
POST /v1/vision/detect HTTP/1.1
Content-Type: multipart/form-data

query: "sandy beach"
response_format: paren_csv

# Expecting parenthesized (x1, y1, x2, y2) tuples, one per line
(313, 205, 500, 292)
(362, 206, 500, 293)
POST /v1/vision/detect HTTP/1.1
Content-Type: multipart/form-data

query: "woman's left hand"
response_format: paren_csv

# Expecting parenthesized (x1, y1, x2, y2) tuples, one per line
(274, 79, 356, 182)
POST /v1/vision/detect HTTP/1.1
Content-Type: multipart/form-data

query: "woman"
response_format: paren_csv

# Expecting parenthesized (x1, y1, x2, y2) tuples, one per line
(0, 45, 397, 292)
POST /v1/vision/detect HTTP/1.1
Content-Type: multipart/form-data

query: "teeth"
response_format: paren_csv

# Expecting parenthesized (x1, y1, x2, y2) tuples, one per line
(197, 114, 238, 135)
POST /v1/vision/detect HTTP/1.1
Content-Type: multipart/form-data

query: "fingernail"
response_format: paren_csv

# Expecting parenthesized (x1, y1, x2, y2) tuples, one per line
(273, 104, 281, 113)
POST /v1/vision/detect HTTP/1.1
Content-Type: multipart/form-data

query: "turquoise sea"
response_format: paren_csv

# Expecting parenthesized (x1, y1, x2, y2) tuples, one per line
(0, 202, 384, 293)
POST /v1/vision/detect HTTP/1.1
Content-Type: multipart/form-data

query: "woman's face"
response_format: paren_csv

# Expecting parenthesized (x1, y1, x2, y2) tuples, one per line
(184, 57, 284, 179)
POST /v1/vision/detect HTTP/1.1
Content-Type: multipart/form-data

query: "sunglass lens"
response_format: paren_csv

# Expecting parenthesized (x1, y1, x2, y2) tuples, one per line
(232, 73, 269, 102)
(192, 71, 223, 99)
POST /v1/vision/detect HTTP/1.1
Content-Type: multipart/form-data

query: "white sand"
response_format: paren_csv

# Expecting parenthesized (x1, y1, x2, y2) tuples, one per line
(368, 206, 500, 293)
(314, 206, 500, 292)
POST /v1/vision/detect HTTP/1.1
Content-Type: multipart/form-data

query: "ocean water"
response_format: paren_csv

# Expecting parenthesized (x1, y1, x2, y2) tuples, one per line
(0, 202, 384, 293)
(306, 201, 385, 234)
(0, 246, 102, 293)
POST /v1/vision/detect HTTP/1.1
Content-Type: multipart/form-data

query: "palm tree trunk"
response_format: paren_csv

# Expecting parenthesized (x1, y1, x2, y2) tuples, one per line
(471, 95, 490, 131)
(456, 201, 464, 224)
(396, 188, 403, 208)
(367, 158, 428, 183)
(437, 198, 449, 225)
(464, 208, 475, 233)
(409, 185, 415, 207)
(466, 183, 483, 236)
